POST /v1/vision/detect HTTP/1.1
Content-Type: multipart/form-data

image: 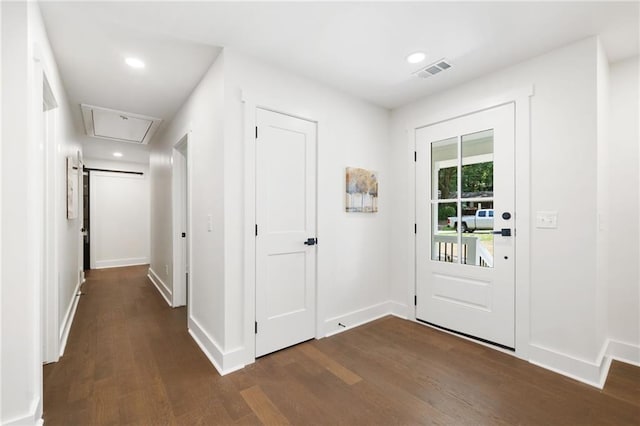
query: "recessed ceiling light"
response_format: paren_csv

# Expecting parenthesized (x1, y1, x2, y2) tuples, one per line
(113, 152, 123, 158)
(125, 57, 145, 69)
(406, 52, 426, 64)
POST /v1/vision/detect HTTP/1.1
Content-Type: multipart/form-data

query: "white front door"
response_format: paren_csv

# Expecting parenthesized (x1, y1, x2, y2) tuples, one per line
(255, 108, 317, 357)
(415, 104, 516, 349)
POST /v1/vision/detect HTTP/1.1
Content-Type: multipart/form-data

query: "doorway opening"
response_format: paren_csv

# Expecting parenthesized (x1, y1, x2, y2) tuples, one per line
(82, 171, 90, 271)
(172, 134, 191, 313)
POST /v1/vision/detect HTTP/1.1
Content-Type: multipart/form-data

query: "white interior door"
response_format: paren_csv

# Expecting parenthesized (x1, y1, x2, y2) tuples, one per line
(255, 108, 317, 357)
(181, 144, 190, 310)
(416, 103, 516, 349)
(89, 170, 149, 269)
(172, 137, 189, 308)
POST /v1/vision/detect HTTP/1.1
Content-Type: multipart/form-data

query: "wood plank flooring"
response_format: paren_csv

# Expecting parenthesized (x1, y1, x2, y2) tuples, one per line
(44, 266, 640, 425)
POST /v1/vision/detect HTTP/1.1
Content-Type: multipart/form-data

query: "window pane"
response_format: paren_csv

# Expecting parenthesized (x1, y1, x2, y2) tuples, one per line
(431, 137, 457, 200)
(432, 202, 459, 263)
(459, 201, 494, 268)
(461, 130, 493, 199)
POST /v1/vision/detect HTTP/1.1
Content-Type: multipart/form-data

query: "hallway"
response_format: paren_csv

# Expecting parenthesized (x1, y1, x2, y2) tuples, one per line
(43, 266, 640, 425)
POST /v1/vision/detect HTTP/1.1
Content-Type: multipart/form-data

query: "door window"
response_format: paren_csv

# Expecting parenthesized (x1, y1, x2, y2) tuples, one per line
(430, 130, 494, 268)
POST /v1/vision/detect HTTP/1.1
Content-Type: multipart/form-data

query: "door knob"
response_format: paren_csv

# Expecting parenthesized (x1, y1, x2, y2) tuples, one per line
(304, 238, 318, 246)
(492, 228, 512, 237)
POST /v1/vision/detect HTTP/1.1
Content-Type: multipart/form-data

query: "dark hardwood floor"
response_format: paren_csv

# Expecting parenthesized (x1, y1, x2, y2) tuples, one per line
(44, 266, 640, 425)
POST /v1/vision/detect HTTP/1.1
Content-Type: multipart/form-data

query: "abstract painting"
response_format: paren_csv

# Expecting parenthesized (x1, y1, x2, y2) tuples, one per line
(67, 156, 78, 219)
(345, 167, 378, 213)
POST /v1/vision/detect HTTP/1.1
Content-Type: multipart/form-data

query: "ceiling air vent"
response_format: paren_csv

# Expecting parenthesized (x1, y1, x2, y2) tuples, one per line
(413, 58, 453, 79)
(80, 104, 162, 144)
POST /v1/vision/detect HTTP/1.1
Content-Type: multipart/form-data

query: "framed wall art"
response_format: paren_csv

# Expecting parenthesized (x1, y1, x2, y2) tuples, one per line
(67, 156, 78, 219)
(345, 167, 378, 213)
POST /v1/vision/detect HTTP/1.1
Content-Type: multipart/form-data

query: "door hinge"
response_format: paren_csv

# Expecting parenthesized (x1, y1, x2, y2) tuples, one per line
(414, 151, 417, 162)
(414, 223, 417, 234)
(414, 295, 417, 306)
(255, 126, 258, 139)
(255, 224, 258, 236)
(255, 321, 258, 334)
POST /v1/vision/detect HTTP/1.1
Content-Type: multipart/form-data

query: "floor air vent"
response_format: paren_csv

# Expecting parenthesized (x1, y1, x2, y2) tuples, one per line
(414, 59, 453, 79)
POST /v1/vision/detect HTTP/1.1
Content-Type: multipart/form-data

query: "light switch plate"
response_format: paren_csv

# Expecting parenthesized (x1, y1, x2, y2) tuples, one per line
(536, 211, 558, 229)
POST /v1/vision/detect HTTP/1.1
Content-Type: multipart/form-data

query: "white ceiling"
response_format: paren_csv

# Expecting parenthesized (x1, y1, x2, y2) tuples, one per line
(40, 1, 638, 164)
(40, 3, 221, 120)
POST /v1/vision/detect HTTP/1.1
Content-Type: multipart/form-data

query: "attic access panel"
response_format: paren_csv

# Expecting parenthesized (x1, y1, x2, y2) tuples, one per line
(94, 110, 151, 142)
(81, 104, 162, 144)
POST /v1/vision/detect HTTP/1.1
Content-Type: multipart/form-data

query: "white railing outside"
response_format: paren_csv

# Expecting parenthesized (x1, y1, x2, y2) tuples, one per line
(433, 234, 494, 267)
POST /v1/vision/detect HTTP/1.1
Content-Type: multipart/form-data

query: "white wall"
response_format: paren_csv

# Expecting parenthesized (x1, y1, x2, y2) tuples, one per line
(1, 4, 31, 423)
(51, 57, 84, 372)
(149, 48, 391, 373)
(148, 138, 177, 301)
(224, 50, 391, 357)
(607, 56, 640, 354)
(390, 37, 606, 384)
(0, 1, 3, 418)
(595, 41, 610, 359)
(149, 51, 226, 352)
(1, 2, 82, 424)
(86, 159, 150, 269)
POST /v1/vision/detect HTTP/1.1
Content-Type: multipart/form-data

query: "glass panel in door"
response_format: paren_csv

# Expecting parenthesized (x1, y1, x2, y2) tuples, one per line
(431, 137, 457, 200)
(431, 202, 458, 263)
(429, 129, 496, 268)
(460, 129, 494, 268)
(430, 137, 459, 263)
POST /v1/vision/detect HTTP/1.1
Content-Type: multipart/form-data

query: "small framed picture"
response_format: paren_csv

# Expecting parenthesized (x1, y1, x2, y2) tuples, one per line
(67, 156, 78, 219)
(345, 167, 378, 213)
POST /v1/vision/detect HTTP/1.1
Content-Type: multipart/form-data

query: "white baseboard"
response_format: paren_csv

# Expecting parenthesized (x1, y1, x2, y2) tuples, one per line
(389, 301, 411, 319)
(147, 268, 172, 307)
(223, 346, 248, 373)
(188, 316, 245, 376)
(94, 257, 149, 269)
(606, 339, 640, 367)
(323, 301, 393, 338)
(528, 337, 640, 389)
(529, 342, 607, 388)
(3, 396, 42, 426)
(58, 279, 82, 357)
